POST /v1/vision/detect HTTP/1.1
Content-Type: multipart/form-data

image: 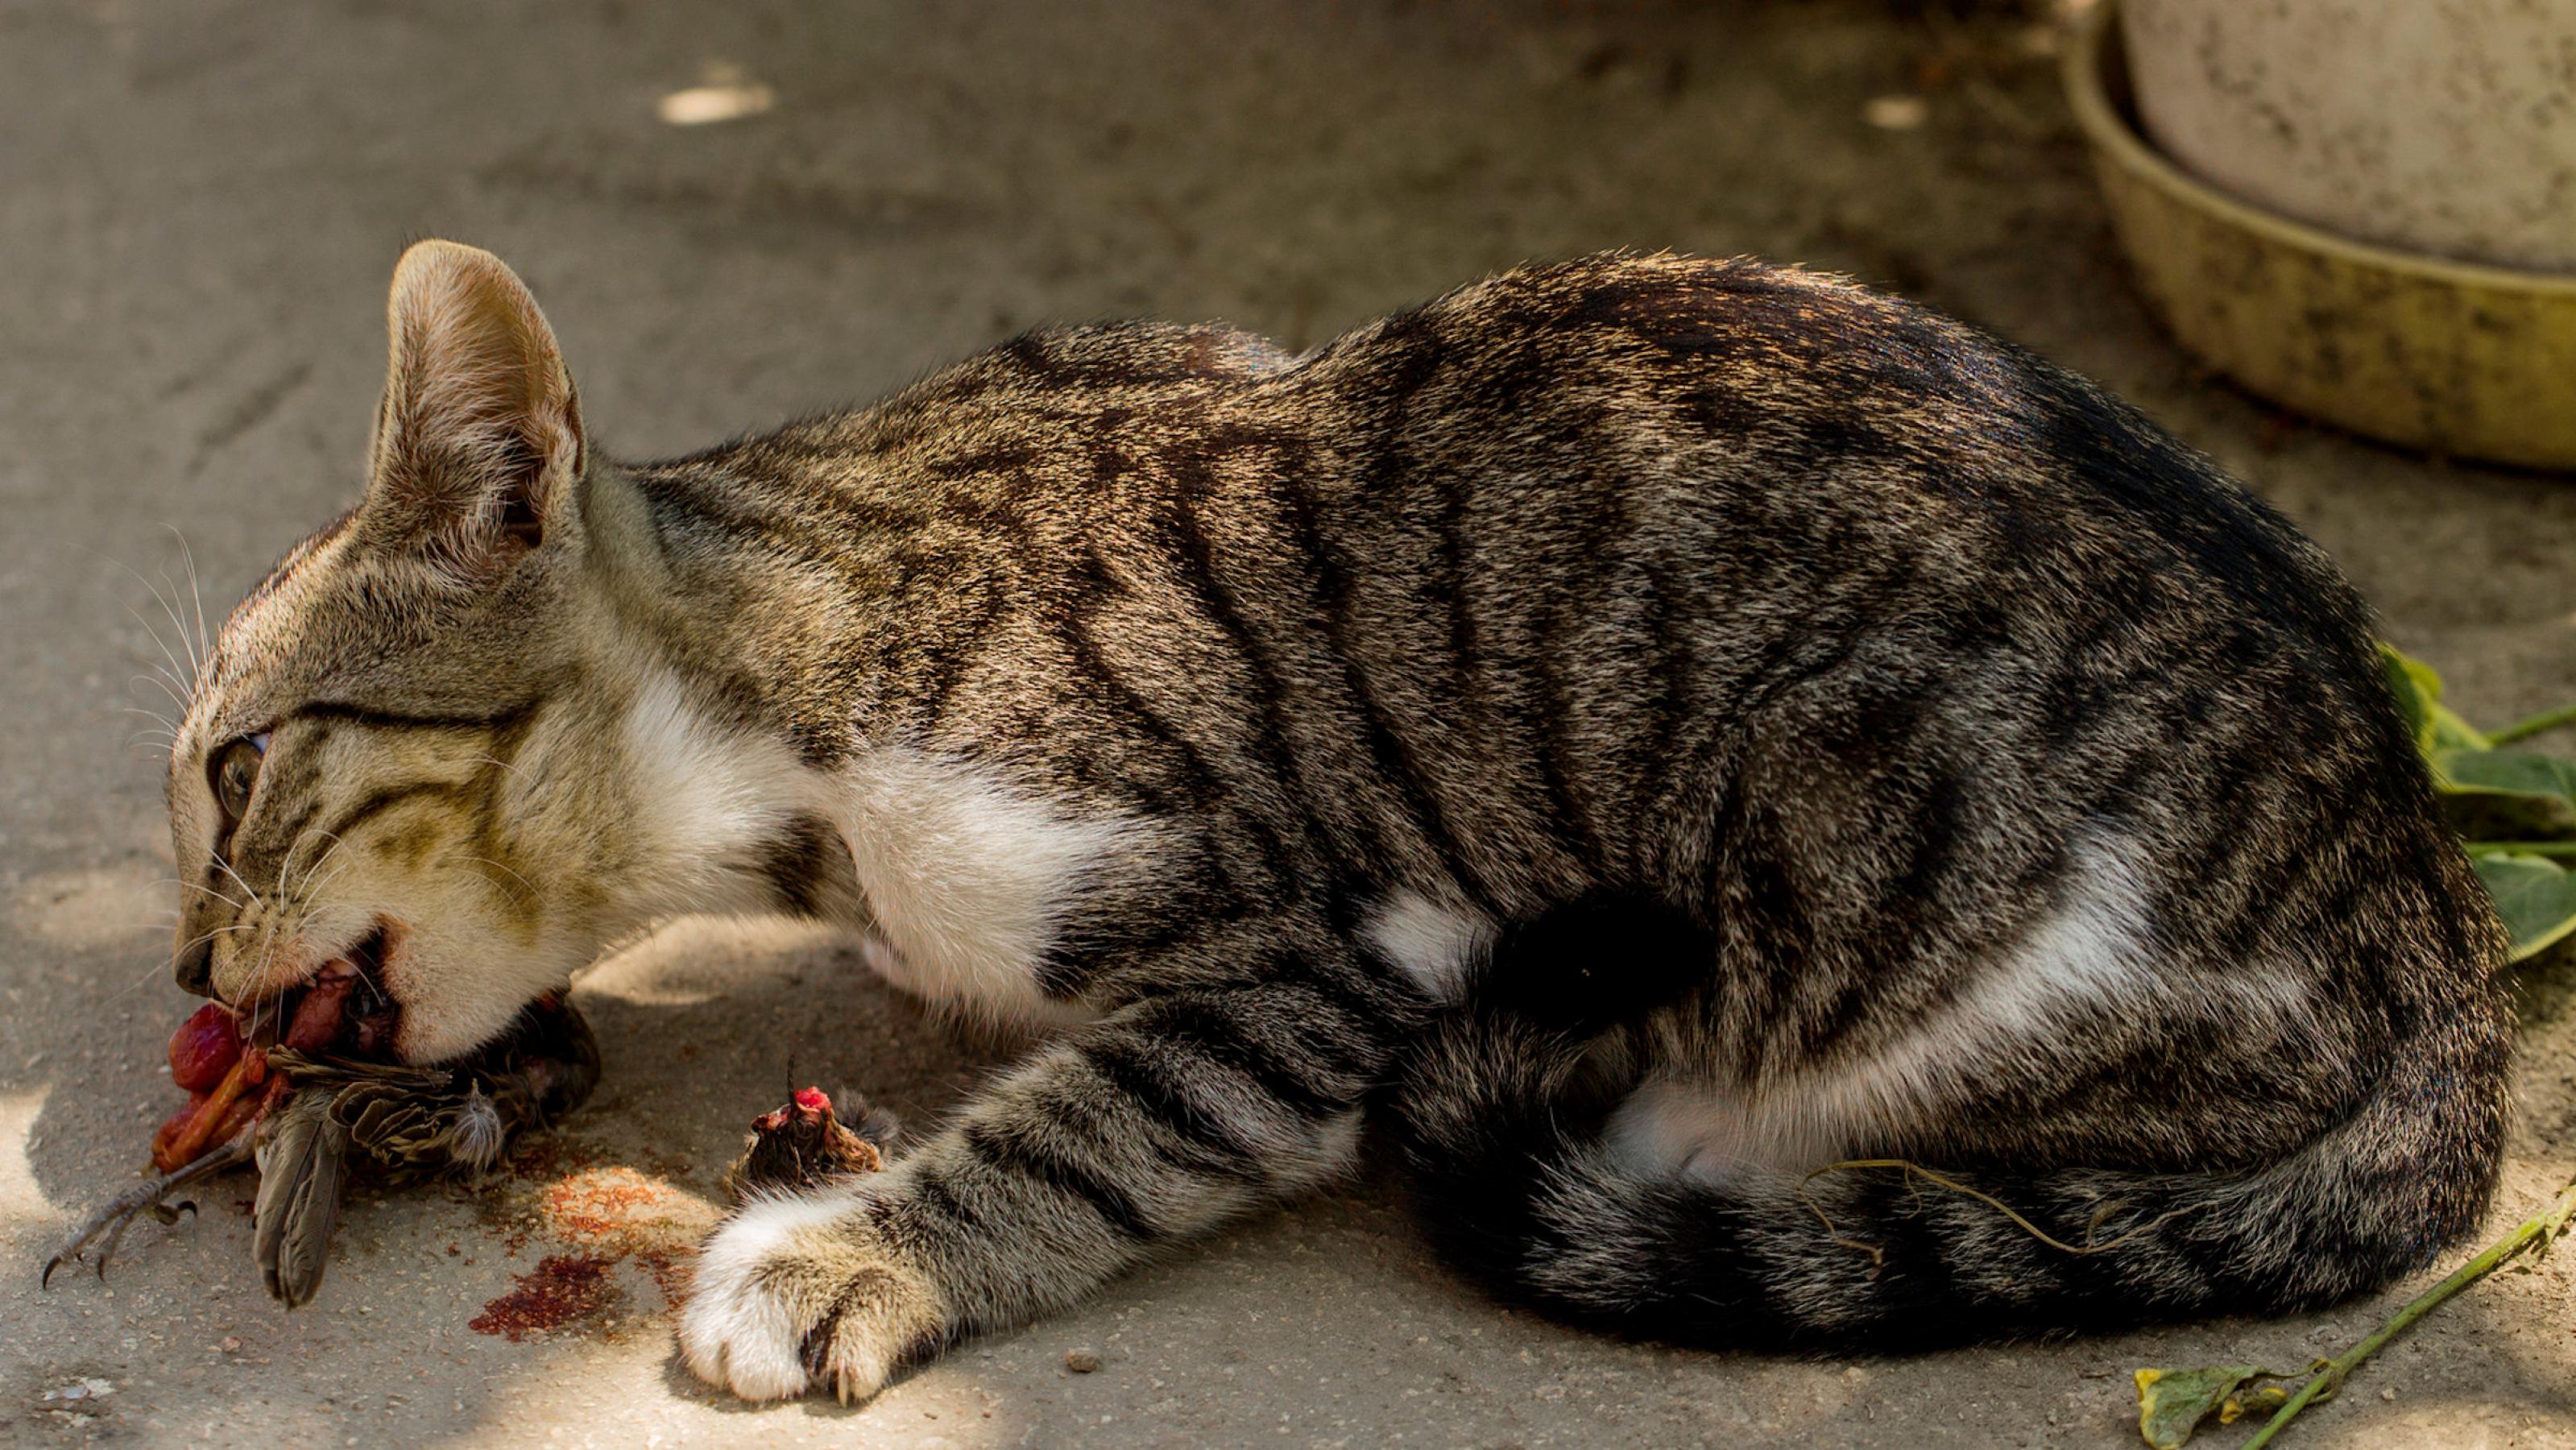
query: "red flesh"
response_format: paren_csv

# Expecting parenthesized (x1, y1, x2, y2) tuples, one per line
(284, 973, 356, 1052)
(168, 1003, 244, 1092)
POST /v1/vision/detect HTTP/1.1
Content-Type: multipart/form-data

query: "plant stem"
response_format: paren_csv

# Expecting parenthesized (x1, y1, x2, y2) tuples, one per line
(2239, 1176, 2576, 1448)
(2462, 841, 2576, 858)
(2487, 702, 2576, 747)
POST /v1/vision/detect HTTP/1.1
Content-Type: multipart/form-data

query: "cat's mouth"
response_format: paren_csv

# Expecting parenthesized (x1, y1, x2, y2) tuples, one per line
(246, 923, 403, 1060)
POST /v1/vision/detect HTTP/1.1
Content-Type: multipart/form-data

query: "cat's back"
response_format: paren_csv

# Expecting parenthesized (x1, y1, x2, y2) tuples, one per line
(1262, 254, 2385, 715)
(1283, 251, 2346, 607)
(753, 317, 1298, 476)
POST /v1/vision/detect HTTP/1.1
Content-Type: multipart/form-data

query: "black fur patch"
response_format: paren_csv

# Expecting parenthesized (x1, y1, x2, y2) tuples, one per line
(1470, 894, 1717, 1037)
(758, 813, 851, 918)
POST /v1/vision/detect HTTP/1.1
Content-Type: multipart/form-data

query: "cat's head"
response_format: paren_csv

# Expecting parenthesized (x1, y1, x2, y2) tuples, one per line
(166, 242, 637, 1063)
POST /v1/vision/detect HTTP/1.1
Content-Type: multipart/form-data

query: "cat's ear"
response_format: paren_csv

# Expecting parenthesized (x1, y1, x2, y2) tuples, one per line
(363, 240, 586, 570)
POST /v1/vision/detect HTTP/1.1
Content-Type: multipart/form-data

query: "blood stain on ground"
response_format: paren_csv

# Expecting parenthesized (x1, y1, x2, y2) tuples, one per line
(469, 1254, 621, 1342)
(458, 1135, 724, 1340)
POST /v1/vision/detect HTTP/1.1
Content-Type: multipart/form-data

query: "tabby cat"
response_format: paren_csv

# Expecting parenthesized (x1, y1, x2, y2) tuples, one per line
(164, 241, 2510, 1401)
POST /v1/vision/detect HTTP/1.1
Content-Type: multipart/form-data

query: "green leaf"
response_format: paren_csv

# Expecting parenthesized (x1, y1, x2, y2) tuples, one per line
(2470, 853, 2576, 963)
(2134, 1366, 2295, 1448)
(2381, 644, 2492, 752)
(2433, 748, 2576, 818)
(2379, 644, 2441, 753)
(2429, 704, 2491, 752)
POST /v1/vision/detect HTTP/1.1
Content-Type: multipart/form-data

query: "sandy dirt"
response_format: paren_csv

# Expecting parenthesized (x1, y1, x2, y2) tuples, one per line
(3, 2, 2571, 1444)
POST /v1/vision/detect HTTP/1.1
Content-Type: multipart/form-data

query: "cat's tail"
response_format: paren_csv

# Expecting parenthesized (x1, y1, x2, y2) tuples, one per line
(1384, 1007, 2507, 1350)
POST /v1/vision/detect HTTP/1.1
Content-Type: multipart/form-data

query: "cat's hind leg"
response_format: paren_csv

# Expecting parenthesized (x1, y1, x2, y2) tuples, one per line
(1386, 992, 2508, 1349)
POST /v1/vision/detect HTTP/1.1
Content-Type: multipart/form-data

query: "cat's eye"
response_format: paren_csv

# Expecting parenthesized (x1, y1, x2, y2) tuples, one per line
(211, 734, 267, 826)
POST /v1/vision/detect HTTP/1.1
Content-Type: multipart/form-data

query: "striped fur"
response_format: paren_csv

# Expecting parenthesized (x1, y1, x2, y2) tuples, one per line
(168, 242, 2511, 1401)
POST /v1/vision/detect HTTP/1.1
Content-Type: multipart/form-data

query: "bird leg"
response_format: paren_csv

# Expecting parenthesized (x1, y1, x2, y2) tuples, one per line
(41, 1137, 253, 1287)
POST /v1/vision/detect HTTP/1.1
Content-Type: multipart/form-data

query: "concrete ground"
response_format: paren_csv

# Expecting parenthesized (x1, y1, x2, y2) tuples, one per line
(5, 1, 2572, 1444)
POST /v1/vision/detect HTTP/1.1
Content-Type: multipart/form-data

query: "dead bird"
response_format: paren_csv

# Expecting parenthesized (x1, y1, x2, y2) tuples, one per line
(251, 993, 601, 1304)
(42, 990, 600, 1306)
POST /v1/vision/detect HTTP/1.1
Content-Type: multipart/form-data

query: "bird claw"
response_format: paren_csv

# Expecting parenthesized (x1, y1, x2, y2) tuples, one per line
(40, 1141, 250, 1289)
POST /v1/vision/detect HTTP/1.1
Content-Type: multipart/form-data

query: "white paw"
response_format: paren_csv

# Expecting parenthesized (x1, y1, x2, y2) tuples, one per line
(677, 1188, 942, 1404)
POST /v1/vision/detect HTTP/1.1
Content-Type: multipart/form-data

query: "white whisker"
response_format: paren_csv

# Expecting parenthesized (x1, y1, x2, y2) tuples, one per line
(77, 543, 206, 696)
(129, 668, 190, 714)
(208, 858, 266, 925)
(173, 922, 258, 947)
(281, 828, 351, 908)
(466, 855, 540, 903)
(163, 524, 213, 686)
(162, 876, 251, 914)
(148, 653, 193, 704)
(296, 859, 361, 910)
(114, 588, 200, 710)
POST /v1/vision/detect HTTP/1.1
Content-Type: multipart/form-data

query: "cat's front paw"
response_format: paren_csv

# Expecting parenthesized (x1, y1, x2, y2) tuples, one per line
(677, 1189, 945, 1403)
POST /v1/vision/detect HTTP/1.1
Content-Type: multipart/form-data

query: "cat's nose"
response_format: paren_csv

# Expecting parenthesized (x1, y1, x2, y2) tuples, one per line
(172, 935, 214, 996)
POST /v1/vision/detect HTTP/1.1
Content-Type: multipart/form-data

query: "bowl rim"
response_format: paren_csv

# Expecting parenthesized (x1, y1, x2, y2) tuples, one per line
(2061, 0, 2576, 298)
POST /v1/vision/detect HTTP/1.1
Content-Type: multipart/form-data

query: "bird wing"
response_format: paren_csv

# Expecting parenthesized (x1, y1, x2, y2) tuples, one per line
(252, 1090, 350, 1309)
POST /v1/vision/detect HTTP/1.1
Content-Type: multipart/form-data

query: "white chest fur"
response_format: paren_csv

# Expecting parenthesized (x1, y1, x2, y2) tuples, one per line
(825, 747, 1131, 1029)
(620, 675, 1126, 1028)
